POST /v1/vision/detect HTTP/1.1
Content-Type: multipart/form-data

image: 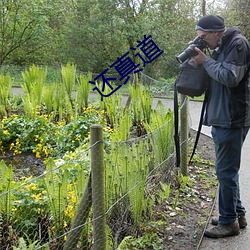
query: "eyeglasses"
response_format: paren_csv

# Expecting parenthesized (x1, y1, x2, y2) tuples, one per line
(199, 32, 214, 40)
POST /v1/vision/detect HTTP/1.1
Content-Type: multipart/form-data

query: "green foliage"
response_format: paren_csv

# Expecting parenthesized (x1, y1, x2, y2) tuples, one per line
(105, 136, 153, 228)
(103, 92, 123, 129)
(0, 109, 102, 157)
(0, 73, 12, 117)
(0, 0, 52, 65)
(109, 109, 132, 141)
(117, 233, 163, 250)
(76, 72, 92, 110)
(13, 235, 47, 250)
(43, 159, 69, 230)
(0, 161, 14, 222)
(21, 65, 47, 118)
(0, 77, 179, 248)
(0, 0, 228, 79)
(43, 85, 56, 113)
(61, 63, 76, 101)
(12, 176, 48, 240)
(158, 182, 171, 203)
(145, 100, 175, 163)
(129, 84, 153, 126)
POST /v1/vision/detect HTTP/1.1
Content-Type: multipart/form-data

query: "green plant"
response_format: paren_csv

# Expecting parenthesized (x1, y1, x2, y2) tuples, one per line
(43, 159, 69, 224)
(43, 84, 56, 114)
(103, 92, 123, 128)
(0, 161, 15, 222)
(105, 136, 153, 233)
(12, 176, 49, 241)
(13, 233, 49, 250)
(0, 107, 103, 158)
(172, 190, 180, 210)
(60, 63, 76, 102)
(144, 100, 174, 163)
(0, 73, 12, 117)
(129, 84, 153, 126)
(178, 173, 191, 189)
(157, 182, 171, 204)
(117, 233, 163, 250)
(76, 72, 92, 111)
(21, 65, 47, 118)
(113, 109, 132, 141)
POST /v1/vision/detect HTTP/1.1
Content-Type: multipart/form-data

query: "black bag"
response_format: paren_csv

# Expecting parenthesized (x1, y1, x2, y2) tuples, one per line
(174, 58, 209, 168)
(175, 58, 209, 97)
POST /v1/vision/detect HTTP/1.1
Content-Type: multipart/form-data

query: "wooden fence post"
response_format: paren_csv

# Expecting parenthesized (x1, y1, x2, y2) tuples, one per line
(91, 124, 106, 250)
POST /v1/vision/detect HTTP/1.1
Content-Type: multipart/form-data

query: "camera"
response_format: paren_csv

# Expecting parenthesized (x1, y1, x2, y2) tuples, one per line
(176, 36, 208, 63)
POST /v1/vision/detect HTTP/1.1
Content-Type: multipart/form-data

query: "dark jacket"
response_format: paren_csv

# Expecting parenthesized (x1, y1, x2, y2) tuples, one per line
(203, 26, 250, 128)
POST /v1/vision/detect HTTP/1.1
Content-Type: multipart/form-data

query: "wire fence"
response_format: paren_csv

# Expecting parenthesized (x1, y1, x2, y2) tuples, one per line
(0, 70, 191, 249)
(0, 100, 191, 249)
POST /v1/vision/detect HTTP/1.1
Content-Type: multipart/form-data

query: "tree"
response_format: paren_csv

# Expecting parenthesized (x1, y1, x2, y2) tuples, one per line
(0, 0, 49, 65)
(220, 0, 250, 39)
(65, 0, 200, 78)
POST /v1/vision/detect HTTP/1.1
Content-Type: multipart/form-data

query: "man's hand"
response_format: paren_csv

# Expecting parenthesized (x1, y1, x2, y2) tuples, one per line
(192, 47, 207, 64)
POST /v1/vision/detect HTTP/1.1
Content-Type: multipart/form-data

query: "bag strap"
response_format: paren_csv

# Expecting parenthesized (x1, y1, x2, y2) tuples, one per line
(174, 81, 208, 167)
(188, 91, 208, 164)
(174, 80, 180, 168)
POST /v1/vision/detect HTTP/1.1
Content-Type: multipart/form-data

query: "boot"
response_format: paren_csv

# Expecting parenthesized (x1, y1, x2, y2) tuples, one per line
(204, 222, 240, 238)
(211, 214, 247, 229)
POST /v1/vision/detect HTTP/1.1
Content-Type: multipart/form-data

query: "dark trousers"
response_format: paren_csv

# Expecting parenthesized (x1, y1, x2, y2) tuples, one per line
(211, 126, 249, 225)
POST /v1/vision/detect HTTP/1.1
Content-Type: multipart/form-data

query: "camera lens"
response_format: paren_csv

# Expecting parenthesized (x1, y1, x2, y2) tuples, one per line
(176, 44, 198, 63)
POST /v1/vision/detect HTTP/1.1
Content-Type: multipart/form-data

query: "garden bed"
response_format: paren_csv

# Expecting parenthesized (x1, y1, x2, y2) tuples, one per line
(0, 130, 217, 250)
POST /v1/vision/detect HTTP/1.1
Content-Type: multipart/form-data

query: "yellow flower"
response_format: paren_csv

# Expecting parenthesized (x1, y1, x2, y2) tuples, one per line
(65, 205, 74, 218)
(12, 207, 17, 212)
(26, 183, 37, 191)
(32, 193, 42, 201)
(3, 130, 9, 135)
(36, 152, 41, 159)
(43, 147, 49, 157)
(71, 195, 76, 204)
(14, 149, 22, 155)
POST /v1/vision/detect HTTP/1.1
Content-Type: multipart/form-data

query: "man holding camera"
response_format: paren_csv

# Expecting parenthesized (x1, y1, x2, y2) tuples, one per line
(192, 15, 250, 238)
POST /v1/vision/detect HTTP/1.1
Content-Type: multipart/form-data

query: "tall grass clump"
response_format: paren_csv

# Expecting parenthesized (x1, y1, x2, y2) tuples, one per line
(129, 84, 153, 135)
(0, 73, 12, 117)
(61, 63, 76, 103)
(21, 65, 47, 118)
(76, 72, 92, 112)
(145, 100, 175, 164)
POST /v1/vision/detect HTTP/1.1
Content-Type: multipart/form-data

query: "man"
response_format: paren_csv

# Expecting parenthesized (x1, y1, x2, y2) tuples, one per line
(192, 15, 250, 238)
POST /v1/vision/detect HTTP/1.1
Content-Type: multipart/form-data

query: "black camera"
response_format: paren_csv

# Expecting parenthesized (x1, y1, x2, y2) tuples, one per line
(176, 36, 208, 63)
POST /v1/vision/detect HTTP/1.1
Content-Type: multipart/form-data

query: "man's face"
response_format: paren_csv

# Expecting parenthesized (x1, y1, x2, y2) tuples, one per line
(196, 30, 222, 49)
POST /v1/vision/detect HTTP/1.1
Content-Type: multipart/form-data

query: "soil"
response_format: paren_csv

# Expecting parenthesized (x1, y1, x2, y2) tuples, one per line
(0, 152, 45, 180)
(158, 130, 217, 250)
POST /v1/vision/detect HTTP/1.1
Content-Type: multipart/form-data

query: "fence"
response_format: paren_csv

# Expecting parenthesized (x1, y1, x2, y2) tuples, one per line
(0, 96, 190, 249)
(0, 66, 191, 249)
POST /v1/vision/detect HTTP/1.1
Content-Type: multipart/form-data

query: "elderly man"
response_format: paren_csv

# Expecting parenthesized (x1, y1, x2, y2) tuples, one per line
(192, 15, 250, 238)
